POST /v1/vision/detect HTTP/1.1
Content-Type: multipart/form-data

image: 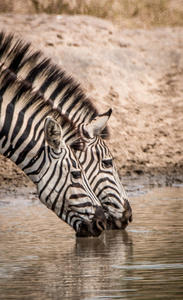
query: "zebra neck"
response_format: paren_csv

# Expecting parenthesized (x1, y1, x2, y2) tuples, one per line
(0, 102, 45, 176)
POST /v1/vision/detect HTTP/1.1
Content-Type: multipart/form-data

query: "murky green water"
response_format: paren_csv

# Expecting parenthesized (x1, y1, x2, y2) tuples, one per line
(0, 185, 183, 300)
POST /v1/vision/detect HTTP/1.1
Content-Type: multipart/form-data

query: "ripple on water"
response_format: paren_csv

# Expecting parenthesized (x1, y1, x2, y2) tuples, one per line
(0, 187, 183, 300)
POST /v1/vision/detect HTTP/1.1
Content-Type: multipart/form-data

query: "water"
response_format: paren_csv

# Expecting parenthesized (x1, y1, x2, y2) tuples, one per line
(0, 185, 183, 300)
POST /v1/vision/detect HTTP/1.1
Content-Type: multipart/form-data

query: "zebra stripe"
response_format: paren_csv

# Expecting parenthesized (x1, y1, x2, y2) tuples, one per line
(0, 67, 106, 237)
(0, 32, 132, 229)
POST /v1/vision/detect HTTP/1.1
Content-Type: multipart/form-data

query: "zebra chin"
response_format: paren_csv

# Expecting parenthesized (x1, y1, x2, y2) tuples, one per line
(76, 206, 107, 238)
(106, 199, 133, 230)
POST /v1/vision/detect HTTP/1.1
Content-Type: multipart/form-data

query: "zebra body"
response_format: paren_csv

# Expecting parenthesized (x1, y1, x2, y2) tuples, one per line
(0, 67, 106, 237)
(0, 32, 132, 229)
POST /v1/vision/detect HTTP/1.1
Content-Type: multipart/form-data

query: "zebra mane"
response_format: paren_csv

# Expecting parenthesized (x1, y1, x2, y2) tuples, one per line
(0, 31, 109, 140)
(0, 67, 85, 151)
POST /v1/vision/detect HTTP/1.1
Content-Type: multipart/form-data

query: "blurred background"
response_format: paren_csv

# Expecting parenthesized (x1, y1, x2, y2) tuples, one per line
(0, 0, 183, 181)
(0, 0, 183, 28)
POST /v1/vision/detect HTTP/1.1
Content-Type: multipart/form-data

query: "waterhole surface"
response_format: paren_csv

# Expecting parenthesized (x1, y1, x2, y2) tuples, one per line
(0, 185, 183, 300)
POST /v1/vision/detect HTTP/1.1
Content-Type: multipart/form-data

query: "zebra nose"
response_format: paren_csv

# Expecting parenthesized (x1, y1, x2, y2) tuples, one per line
(92, 206, 107, 235)
(121, 199, 133, 229)
(76, 206, 106, 237)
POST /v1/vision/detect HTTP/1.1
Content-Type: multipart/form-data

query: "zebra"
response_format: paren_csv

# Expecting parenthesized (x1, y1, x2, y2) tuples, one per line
(0, 32, 132, 229)
(0, 67, 107, 237)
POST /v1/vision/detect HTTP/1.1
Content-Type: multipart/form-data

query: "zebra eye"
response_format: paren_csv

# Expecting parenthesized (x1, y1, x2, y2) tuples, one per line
(102, 159, 113, 168)
(71, 170, 82, 179)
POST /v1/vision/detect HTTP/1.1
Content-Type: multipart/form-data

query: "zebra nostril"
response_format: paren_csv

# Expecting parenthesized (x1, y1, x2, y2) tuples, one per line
(93, 206, 106, 234)
(129, 215, 133, 222)
(96, 219, 106, 231)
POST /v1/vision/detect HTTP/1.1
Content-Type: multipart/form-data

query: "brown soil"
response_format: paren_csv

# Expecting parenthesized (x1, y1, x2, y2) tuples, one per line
(0, 14, 183, 192)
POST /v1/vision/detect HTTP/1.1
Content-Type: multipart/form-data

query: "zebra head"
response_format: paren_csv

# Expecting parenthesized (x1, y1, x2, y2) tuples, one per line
(78, 109, 132, 230)
(39, 116, 106, 237)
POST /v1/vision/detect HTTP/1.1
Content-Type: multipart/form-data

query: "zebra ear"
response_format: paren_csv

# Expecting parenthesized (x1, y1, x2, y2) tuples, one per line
(83, 108, 112, 138)
(44, 116, 64, 149)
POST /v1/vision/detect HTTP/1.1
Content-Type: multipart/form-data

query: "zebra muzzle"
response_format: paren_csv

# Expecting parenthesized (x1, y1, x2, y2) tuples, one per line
(76, 206, 106, 238)
(114, 199, 133, 230)
(105, 199, 133, 230)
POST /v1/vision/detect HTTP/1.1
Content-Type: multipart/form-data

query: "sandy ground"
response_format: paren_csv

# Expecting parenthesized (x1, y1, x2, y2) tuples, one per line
(0, 13, 183, 193)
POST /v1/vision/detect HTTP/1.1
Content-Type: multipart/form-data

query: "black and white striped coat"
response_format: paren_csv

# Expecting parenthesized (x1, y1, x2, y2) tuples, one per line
(0, 32, 132, 229)
(0, 67, 106, 237)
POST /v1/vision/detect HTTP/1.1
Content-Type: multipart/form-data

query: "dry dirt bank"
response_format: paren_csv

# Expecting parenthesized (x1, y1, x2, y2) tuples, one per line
(0, 13, 183, 191)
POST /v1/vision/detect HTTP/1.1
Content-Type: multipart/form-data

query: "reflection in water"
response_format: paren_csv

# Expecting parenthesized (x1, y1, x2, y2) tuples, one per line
(0, 187, 183, 299)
